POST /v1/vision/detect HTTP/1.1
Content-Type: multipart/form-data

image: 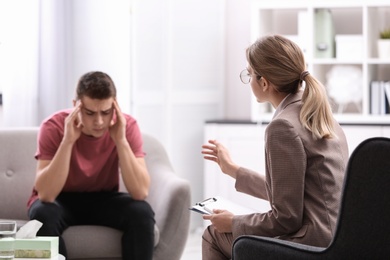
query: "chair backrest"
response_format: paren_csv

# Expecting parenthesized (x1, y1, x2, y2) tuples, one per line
(326, 137, 390, 258)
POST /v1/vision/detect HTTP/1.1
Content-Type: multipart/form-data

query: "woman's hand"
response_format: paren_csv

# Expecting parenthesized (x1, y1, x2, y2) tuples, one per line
(201, 139, 240, 178)
(203, 209, 234, 233)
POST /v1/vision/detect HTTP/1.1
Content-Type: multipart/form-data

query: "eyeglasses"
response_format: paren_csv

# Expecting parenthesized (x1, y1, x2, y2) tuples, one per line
(240, 69, 261, 84)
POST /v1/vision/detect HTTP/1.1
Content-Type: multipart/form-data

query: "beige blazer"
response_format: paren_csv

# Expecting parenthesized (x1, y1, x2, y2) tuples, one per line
(232, 90, 349, 247)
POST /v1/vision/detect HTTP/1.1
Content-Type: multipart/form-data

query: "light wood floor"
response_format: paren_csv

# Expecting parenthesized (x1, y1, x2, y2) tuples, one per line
(181, 228, 202, 260)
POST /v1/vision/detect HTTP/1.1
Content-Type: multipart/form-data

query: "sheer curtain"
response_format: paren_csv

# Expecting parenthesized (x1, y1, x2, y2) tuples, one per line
(38, 0, 73, 122)
(0, 0, 72, 127)
(0, 0, 40, 127)
(0, 0, 131, 127)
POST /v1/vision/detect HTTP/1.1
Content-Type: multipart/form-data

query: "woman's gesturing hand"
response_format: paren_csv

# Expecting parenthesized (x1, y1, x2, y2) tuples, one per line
(201, 140, 240, 178)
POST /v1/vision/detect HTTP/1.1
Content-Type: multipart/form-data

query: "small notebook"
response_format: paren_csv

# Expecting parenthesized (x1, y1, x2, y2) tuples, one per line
(189, 196, 257, 215)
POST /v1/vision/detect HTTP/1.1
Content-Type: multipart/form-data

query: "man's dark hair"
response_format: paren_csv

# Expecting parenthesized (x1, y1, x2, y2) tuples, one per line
(76, 71, 117, 100)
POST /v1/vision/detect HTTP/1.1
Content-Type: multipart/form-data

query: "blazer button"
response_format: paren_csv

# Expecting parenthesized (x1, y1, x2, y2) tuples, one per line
(6, 169, 14, 177)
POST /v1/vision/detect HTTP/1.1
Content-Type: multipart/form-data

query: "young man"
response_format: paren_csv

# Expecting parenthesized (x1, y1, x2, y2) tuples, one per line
(27, 71, 155, 260)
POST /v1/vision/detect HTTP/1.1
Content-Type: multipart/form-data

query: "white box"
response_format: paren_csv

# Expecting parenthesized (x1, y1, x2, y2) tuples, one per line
(336, 35, 363, 60)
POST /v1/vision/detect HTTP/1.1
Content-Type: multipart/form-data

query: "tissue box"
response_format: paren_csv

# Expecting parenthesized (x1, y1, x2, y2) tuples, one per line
(14, 236, 58, 258)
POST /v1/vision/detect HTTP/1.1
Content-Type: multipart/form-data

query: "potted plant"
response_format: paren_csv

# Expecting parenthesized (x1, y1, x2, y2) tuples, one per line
(378, 28, 390, 59)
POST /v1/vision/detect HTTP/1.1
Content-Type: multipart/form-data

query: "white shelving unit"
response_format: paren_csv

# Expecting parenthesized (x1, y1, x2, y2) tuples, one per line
(250, 0, 390, 124)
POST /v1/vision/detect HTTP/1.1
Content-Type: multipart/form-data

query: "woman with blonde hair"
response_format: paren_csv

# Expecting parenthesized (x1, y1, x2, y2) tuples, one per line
(201, 35, 349, 260)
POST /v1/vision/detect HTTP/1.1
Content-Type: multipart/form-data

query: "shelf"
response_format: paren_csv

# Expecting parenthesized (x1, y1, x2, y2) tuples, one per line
(367, 59, 390, 64)
(313, 59, 364, 65)
(334, 114, 390, 125)
(250, 1, 390, 124)
(250, 112, 390, 125)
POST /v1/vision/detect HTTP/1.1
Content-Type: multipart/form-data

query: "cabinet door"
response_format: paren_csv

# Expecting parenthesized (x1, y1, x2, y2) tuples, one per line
(381, 126, 390, 138)
(342, 125, 383, 155)
(203, 123, 271, 214)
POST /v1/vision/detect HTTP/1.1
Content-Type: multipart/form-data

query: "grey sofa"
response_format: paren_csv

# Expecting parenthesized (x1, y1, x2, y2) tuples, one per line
(0, 127, 191, 260)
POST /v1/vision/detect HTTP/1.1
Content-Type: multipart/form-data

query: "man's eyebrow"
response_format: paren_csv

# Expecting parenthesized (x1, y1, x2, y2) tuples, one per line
(102, 108, 113, 113)
(83, 107, 95, 113)
(83, 107, 112, 113)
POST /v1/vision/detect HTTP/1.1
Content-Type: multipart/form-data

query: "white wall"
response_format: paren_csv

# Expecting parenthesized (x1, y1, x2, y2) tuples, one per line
(131, 0, 226, 230)
(69, 0, 132, 114)
(224, 0, 253, 120)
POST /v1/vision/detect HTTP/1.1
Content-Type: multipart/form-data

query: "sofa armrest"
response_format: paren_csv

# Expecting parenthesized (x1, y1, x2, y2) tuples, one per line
(142, 133, 191, 260)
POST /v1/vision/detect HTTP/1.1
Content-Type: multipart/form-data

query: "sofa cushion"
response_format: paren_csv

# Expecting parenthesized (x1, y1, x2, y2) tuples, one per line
(0, 219, 160, 259)
(63, 225, 160, 259)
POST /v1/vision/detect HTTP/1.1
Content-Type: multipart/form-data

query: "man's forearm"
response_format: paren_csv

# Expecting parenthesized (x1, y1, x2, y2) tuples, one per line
(35, 140, 74, 202)
(116, 140, 150, 200)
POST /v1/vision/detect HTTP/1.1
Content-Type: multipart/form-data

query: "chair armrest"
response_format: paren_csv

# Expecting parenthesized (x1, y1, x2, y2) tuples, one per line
(146, 163, 191, 234)
(233, 235, 325, 260)
(142, 133, 191, 260)
(146, 159, 191, 259)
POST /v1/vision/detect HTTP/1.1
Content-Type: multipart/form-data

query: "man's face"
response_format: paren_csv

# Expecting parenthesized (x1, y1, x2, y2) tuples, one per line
(77, 96, 114, 137)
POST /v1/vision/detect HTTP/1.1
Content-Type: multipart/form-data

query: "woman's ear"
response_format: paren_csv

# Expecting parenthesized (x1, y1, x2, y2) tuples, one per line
(261, 77, 270, 92)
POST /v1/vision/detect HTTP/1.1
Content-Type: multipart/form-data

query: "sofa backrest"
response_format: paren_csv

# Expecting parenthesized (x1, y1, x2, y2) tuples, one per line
(0, 127, 39, 220)
(0, 128, 175, 222)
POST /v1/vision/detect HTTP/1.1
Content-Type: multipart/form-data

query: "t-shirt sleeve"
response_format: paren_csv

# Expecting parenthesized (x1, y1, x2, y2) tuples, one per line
(35, 117, 65, 160)
(125, 116, 145, 158)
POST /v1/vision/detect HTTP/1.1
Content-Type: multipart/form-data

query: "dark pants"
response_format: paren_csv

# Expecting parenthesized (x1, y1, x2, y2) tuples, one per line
(28, 192, 155, 260)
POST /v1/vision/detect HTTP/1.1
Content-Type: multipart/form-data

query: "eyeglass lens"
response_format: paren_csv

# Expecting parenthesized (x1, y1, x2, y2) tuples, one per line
(240, 69, 251, 84)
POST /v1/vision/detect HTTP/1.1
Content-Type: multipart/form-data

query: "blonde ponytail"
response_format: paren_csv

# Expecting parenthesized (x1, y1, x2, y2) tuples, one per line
(300, 75, 335, 139)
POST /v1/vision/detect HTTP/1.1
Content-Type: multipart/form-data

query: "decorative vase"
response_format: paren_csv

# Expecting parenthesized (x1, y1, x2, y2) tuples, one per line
(378, 39, 390, 59)
(314, 9, 335, 58)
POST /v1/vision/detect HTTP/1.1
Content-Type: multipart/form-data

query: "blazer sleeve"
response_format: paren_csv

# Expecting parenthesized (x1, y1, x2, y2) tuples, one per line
(235, 167, 268, 200)
(232, 118, 307, 238)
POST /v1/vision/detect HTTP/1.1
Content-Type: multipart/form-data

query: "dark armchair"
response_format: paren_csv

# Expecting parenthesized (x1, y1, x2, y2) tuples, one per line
(232, 137, 390, 259)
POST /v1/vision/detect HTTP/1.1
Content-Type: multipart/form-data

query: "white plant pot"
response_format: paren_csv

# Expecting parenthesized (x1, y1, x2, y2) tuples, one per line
(377, 39, 390, 59)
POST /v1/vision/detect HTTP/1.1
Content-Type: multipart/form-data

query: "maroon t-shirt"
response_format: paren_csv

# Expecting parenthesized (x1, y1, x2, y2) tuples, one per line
(27, 109, 145, 208)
